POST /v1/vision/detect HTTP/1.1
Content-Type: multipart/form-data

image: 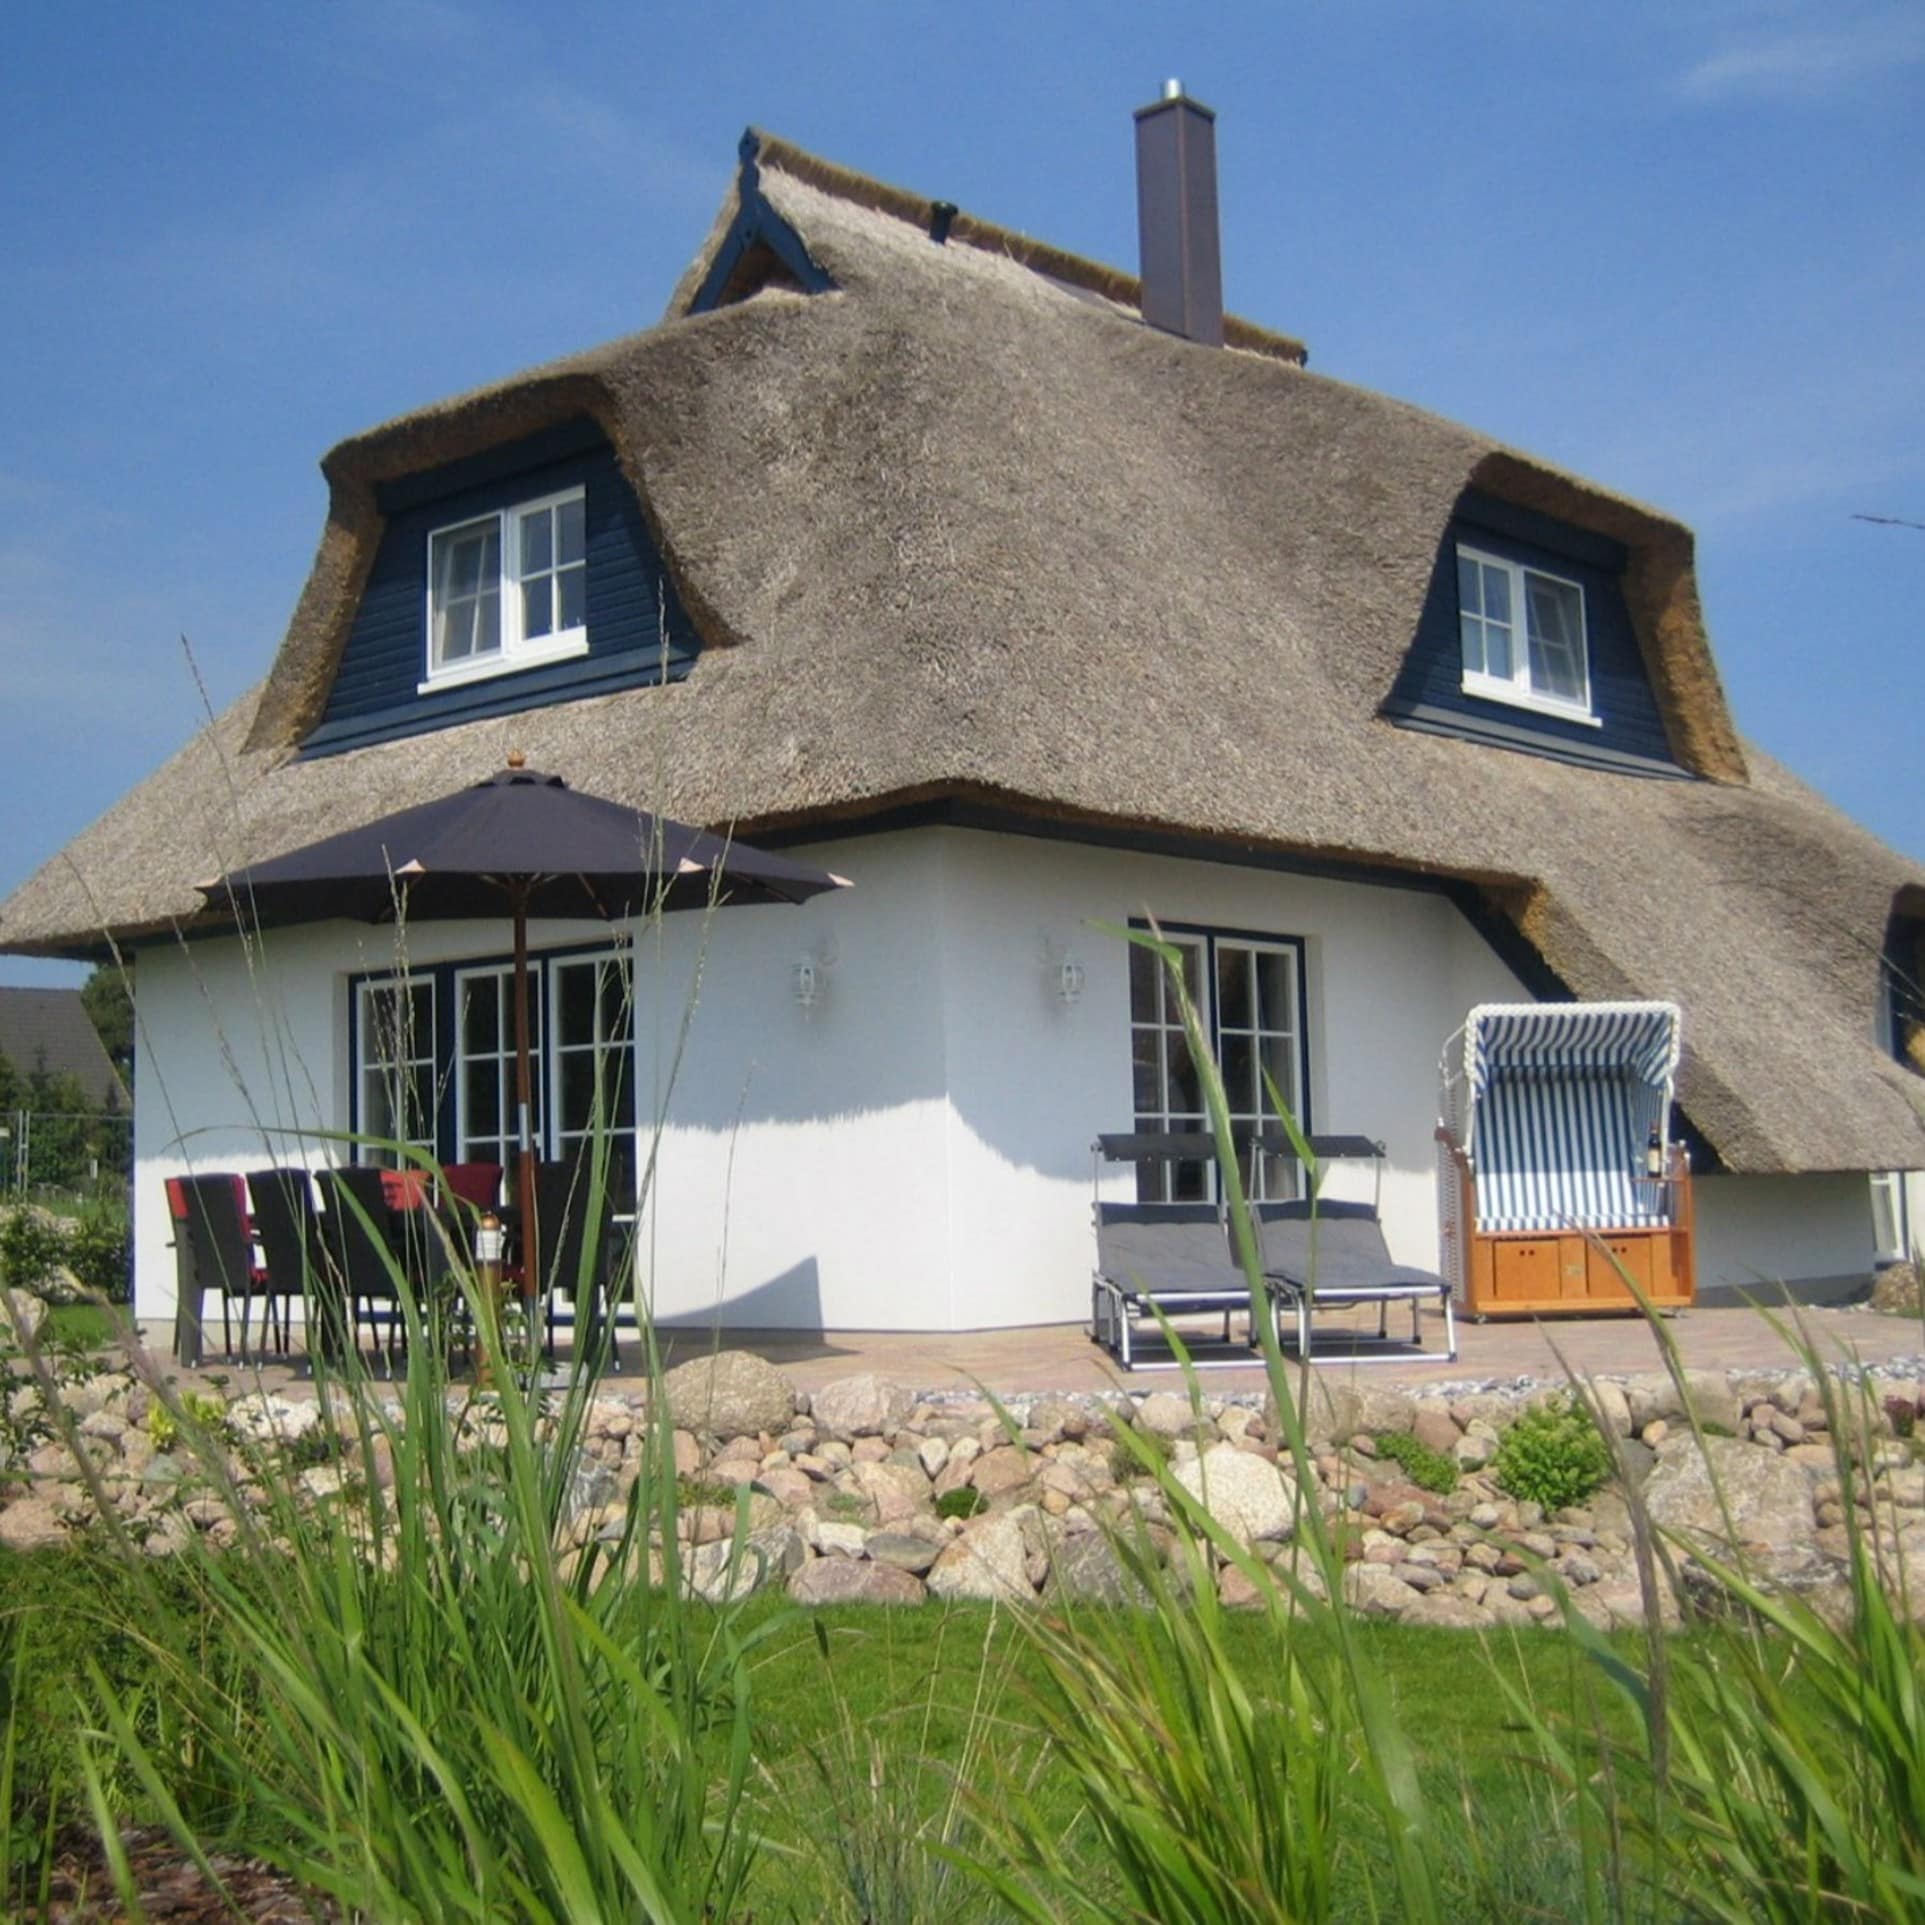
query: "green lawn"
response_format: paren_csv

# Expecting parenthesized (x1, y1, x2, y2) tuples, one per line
(0, 1545, 1653, 1920)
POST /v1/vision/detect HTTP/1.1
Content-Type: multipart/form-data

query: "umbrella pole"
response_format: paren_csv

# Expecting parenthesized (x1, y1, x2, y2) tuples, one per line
(513, 891, 539, 1348)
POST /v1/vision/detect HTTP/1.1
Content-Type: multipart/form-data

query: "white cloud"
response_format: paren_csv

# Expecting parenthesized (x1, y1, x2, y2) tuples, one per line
(1674, 5, 1925, 102)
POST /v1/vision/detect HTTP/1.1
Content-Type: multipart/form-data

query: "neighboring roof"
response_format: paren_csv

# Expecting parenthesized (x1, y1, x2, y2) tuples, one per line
(0, 988, 127, 1110)
(4, 132, 1922, 1177)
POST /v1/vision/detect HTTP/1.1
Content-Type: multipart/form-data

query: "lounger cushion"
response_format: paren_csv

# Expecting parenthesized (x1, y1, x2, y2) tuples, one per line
(1256, 1201, 1446, 1295)
(1094, 1204, 1250, 1300)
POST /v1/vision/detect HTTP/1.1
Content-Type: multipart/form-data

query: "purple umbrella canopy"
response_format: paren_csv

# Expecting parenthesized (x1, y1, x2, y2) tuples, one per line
(200, 755, 848, 1301)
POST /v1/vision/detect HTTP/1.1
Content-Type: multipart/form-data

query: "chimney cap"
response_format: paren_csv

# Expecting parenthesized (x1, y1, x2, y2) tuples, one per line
(1163, 76, 1182, 100)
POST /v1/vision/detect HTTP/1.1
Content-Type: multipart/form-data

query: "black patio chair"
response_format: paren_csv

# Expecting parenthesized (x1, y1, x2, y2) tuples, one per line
(248, 1167, 353, 1368)
(530, 1152, 625, 1369)
(166, 1172, 283, 1365)
(314, 1167, 405, 1367)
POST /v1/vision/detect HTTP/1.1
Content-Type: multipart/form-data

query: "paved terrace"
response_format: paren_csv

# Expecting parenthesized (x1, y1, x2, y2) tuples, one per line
(146, 1299, 1925, 1400)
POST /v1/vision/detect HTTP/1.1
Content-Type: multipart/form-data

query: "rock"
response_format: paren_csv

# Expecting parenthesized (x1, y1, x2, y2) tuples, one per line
(1644, 1435, 1817, 1579)
(1290, 1381, 1416, 1447)
(810, 1373, 914, 1439)
(0, 1290, 47, 1343)
(0, 1499, 68, 1550)
(1047, 1531, 1152, 1605)
(1623, 1374, 1683, 1432)
(1135, 1392, 1202, 1438)
(814, 1521, 870, 1557)
(757, 1465, 815, 1509)
(1592, 1381, 1633, 1440)
(1173, 1443, 1299, 1547)
(671, 1430, 703, 1477)
(927, 1513, 1034, 1603)
(1343, 1563, 1415, 1618)
(916, 1435, 949, 1479)
(1871, 1262, 1921, 1316)
(970, 1446, 1034, 1499)
(1027, 1396, 1087, 1444)
(790, 1558, 926, 1607)
(561, 1452, 620, 1525)
(1403, 1591, 1495, 1629)
(853, 1460, 931, 1525)
(1453, 1433, 1495, 1471)
(659, 1351, 794, 1440)
(865, 1531, 942, 1574)
(1679, 1371, 1743, 1435)
(1410, 1402, 1462, 1454)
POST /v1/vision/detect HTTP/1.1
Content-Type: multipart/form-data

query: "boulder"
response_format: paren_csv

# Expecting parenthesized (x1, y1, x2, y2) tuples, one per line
(0, 1290, 47, 1344)
(1174, 1444, 1298, 1546)
(810, 1373, 915, 1439)
(1643, 1434, 1817, 1579)
(660, 1351, 795, 1440)
(1287, 1380, 1416, 1447)
(1401, 1591, 1495, 1629)
(1134, 1391, 1202, 1438)
(0, 1499, 68, 1551)
(1678, 1371, 1744, 1436)
(1342, 1563, 1415, 1619)
(1409, 1402, 1462, 1455)
(789, 1558, 926, 1607)
(969, 1446, 1034, 1499)
(1046, 1531, 1153, 1605)
(865, 1531, 942, 1574)
(853, 1459, 930, 1525)
(927, 1512, 1034, 1603)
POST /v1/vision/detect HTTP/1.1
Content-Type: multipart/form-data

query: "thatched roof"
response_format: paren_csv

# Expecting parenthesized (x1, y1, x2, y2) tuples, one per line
(6, 133, 1922, 1176)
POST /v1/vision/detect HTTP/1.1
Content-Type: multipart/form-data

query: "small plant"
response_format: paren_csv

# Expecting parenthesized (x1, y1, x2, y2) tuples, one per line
(935, 1486, 985, 1521)
(1491, 1396, 1613, 1513)
(1885, 1394, 1919, 1440)
(146, 1391, 231, 1453)
(1110, 1425, 1173, 1484)
(822, 1488, 875, 1524)
(1374, 1429, 1459, 1495)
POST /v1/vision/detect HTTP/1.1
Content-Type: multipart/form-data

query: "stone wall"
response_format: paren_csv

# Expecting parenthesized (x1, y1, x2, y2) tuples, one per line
(3, 1345, 1923, 1631)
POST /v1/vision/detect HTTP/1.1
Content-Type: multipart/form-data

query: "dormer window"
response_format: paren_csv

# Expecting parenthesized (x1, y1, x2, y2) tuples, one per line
(424, 486, 587, 689)
(1456, 544, 1596, 724)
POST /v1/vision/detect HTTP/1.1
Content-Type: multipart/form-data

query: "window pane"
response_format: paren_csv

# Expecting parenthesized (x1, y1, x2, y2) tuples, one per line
(1166, 1033, 1200, 1115)
(1525, 574, 1586, 703)
(557, 563, 586, 631)
(560, 1054, 598, 1134)
(1457, 552, 1479, 613)
(1255, 951, 1295, 1032)
(520, 507, 553, 575)
(1128, 942, 1156, 1023)
(1260, 1034, 1299, 1119)
(1220, 1033, 1256, 1115)
(465, 1060, 500, 1137)
(1216, 947, 1252, 1030)
(1131, 1029, 1160, 1111)
(462, 981, 498, 1054)
(557, 494, 585, 564)
(1179, 940, 1204, 1011)
(598, 963, 631, 1037)
(557, 962, 596, 1042)
(1171, 1154, 1209, 1202)
(523, 578, 553, 640)
(1481, 562, 1510, 624)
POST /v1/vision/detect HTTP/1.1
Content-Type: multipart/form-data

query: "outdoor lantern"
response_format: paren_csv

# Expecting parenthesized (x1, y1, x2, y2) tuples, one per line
(792, 957, 819, 1009)
(1058, 956, 1086, 1006)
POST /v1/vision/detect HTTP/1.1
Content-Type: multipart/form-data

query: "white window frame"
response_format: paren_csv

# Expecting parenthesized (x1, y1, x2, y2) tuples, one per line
(453, 962, 541, 1166)
(1456, 543, 1599, 726)
(421, 484, 589, 692)
(546, 951, 637, 1171)
(354, 974, 437, 1167)
(1129, 925, 1308, 1206)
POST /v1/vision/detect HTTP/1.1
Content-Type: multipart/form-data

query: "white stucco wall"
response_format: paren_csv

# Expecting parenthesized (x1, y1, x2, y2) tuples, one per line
(125, 822, 1898, 1333)
(1692, 1172, 1878, 1294)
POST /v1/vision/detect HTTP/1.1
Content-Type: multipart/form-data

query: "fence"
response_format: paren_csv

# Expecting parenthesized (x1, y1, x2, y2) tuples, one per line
(0, 1108, 134, 1199)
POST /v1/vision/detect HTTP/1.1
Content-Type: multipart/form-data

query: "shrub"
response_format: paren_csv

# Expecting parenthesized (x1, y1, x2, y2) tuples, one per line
(1374, 1429, 1458, 1494)
(935, 1485, 985, 1520)
(1886, 1394, 1919, 1440)
(64, 1200, 131, 1302)
(1490, 1397, 1613, 1512)
(0, 1209, 64, 1295)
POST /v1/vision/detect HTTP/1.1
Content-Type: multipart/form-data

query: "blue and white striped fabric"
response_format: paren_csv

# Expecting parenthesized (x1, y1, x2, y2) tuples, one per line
(1463, 1004, 1681, 1233)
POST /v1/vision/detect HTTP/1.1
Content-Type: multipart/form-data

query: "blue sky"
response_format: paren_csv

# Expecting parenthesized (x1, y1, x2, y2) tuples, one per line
(2, 0, 1920, 986)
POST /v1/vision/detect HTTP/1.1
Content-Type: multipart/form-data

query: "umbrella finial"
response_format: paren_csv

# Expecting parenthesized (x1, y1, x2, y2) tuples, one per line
(506, 748, 526, 770)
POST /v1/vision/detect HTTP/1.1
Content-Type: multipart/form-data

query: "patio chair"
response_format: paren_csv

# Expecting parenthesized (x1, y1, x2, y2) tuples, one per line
(530, 1152, 625, 1369)
(1436, 1002, 1694, 1319)
(165, 1172, 283, 1366)
(1090, 1132, 1262, 1371)
(315, 1167, 405, 1365)
(1250, 1135, 1457, 1364)
(248, 1167, 353, 1367)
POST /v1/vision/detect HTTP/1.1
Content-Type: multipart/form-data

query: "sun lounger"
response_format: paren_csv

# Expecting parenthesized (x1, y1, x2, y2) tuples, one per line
(1252, 1135, 1457, 1364)
(1091, 1132, 1260, 1370)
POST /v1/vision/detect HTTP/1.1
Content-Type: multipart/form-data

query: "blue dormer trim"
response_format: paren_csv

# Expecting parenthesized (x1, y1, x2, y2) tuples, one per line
(687, 130, 836, 314)
(1382, 490, 1687, 779)
(301, 419, 699, 758)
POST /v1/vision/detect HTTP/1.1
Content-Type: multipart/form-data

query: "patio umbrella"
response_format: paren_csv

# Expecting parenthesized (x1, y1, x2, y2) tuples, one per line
(201, 752, 847, 1302)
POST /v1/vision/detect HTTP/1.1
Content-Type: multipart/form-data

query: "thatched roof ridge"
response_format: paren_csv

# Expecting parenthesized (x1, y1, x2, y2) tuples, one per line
(4, 133, 1922, 1175)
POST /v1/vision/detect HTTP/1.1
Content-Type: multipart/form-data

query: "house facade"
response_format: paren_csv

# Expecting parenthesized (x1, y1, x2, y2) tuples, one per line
(5, 100, 1922, 1329)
